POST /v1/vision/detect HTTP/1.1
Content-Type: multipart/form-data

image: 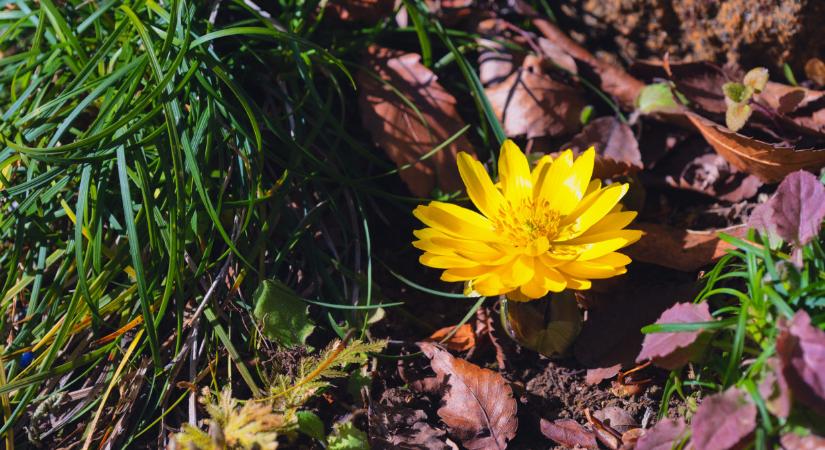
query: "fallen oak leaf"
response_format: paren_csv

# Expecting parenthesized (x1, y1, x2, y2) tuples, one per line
(358, 45, 475, 197)
(777, 310, 825, 415)
(634, 418, 688, 450)
(691, 387, 756, 450)
(418, 342, 517, 450)
(686, 112, 825, 183)
(426, 324, 476, 352)
(539, 418, 597, 449)
(636, 302, 714, 370)
(485, 54, 585, 139)
(624, 222, 748, 272)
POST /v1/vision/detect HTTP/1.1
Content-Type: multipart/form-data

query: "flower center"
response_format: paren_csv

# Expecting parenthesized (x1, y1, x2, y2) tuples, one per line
(492, 198, 561, 248)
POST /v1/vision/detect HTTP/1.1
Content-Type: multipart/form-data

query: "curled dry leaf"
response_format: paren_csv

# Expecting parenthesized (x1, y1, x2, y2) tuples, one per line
(633, 418, 687, 450)
(777, 310, 825, 415)
(631, 60, 730, 115)
(636, 302, 714, 370)
(686, 112, 825, 183)
(358, 45, 475, 197)
(471, 306, 508, 371)
(426, 324, 476, 352)
(486, 55, 585, 139)
(418, 342, 518, 450)
(585, 408, 622, 449)
(539, 418, 597, 449)
(562, 116, 643, 178)
(624, 222, 748, 272)
(691, 387, 756, 450)
(593, 406, 638, 433)
(585, 364, 622, 385)
(748, 170, 825, 247)
(621, 428, 644, 449)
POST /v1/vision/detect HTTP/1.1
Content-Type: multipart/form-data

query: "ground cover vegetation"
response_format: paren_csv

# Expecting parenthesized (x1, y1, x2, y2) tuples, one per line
(1, 0, 825, 449)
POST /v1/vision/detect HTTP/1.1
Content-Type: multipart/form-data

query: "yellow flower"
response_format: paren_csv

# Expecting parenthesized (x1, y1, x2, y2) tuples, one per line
(412, 140, 642, 301)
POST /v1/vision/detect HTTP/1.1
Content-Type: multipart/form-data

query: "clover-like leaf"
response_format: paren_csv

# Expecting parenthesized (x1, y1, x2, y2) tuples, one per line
(743, 67, 769, 93)
(691, 387, 756, 450)
(252, 279, 315, 348)
(637, 302, 714, 370)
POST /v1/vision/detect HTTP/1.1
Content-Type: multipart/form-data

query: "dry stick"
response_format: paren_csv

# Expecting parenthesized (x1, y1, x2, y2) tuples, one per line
(530, 18, 645, 111)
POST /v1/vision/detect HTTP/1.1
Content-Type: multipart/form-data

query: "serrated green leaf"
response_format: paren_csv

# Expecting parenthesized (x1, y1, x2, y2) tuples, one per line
(297, 410, 326, 442)
(253, 279, 316, 347)
(328, 421, 370, 450)
(636, 83, 679, 114)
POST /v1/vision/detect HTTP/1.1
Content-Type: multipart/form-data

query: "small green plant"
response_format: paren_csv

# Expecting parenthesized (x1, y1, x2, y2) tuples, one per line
(641, 170, 825, 447)
(173, 337, 384, 449)
(722, 67, 769, 132)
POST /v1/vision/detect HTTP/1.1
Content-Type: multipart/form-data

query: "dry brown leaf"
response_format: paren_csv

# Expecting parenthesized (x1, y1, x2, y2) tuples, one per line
(686, 112, 825, 183)
(418, 342, 517, 450)
(486, 55, 585, 139)
(594, 407, 638, 433)
(426, 324, 476, 352)
(470, 306, 508, 371)
(562, 116, 643, 178)
(624, 222, 747, 272)
(804, 58, 825, 87)
(369, 403, 451, 450)
(540, 418, 598, 449)
(358, 45, 475, 197)
(756, 81, 825, 135)
(531, 17, 644, 109)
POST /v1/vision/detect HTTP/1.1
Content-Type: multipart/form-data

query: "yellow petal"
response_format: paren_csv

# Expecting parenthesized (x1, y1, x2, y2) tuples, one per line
(566, 229, 643, 260)
(519, 276, 549, 299)
(589, 252, 632, 268)
(531, 154, 554, 187)
(558, 260, 626, 279)
(535, 261, 568, 292)
(537, 150, 575, 213)
(412, 239, 456, 255)
(498, 140, 532, 204)
(457, 152, 503, 218)
(582, 211, 637, 236)
(420, 253, 479, 269)
(566, 147, 595, 202)
(413, 202, 499, 241)
(559, 183, 629, 239)
(471, 271, 511, 296)
(441, 266, 491, 282)
(565, 277, 592, 290)
(501, 255, 534, 288)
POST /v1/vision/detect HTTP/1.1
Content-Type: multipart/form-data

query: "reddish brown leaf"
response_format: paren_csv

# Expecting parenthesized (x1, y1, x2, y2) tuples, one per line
(686, 112, 825, 183)
(585, 409, 622, 449)
(777, 310, 825, 415)
(758, 357, 791, 419)
(805, 59, 825, 87)
(426, 324, 476, 352)
(486, 55, 585, 139)
(585, 364, 621, 385)
(691, 387, 756, 450)
(748, 170, 825, 246)
(539, 418, 597, 449)
(780, 433, 825, 450)
(624, 222, 748, 272)
(757, 82, 825, 134)
(631, 60, 731, 115)
(357, 46, 475, 197)
(471, 306, 508, 371)
(418, 342, 517, 450)
(562, 116, 642, 178)
(636, 302, 714, 370)
(634, 418, 687, 450)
